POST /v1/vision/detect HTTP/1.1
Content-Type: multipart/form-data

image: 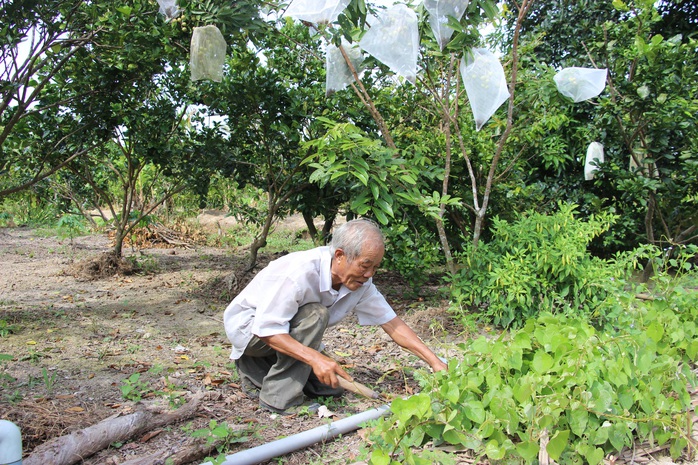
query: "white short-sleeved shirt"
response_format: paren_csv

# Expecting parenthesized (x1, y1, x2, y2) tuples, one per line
(223, 246, 397, 360)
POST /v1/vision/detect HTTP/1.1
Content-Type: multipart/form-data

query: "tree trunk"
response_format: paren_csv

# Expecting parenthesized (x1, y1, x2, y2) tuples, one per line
(641, 193, 657, 282)
(301, 212, 336, 245)
(320, 216, 335, 244)
(246, 203, 276, 271)
(302, 211, 319, 243)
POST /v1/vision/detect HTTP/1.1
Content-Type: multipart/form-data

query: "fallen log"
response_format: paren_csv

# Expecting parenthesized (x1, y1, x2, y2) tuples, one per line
(117, 439, 220, 465)
(116, 422, 248, 465)
(24, 392, 204, 465)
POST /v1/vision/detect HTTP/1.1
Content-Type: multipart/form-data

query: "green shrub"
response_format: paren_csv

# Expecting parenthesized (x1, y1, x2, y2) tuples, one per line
(449, 203, 634, 328)
(383, 221, 442, 294)
(629, 243, 698, 364)
(56, 214, 89, 239)
(0, 194, 58, 227)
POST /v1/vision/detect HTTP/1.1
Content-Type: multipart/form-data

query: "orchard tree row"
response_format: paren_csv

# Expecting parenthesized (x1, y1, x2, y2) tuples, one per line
(1, 0, 696, 272)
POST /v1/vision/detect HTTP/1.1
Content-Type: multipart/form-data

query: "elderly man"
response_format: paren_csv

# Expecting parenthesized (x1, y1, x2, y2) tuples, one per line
(224, 218, 447, 414)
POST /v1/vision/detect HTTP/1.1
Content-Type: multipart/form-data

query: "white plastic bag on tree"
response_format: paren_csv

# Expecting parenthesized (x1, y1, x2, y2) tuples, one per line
(359, 5, 419, 84)
(584, 142, 604, 180)
(284, 0, 350, 25)
(156, 0, 179, 19)
(554, 67, 607, 103)
(326, 40, 363, 96)
(424, 0, 469, 50)
(190, 25, 227, 82)
(460, 48, 510, 131)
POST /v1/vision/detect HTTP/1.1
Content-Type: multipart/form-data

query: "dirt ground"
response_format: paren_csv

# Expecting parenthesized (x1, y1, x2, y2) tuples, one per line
(0, 214, 460, 465)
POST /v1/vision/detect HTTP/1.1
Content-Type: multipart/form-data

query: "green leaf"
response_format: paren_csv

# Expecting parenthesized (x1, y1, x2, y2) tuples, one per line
(443, 429, 472, 447)
(330, 170, 348, 181)
(568, 407, 588, 436)
(116, 5, 132, 15)
(375, 198, 394, 217)
(212, 426, 229, 438)
(579, 443, 605, 465)
(464, 400, 486, 423)
(590, 381, 614, 412)
(612, 0, 628, 10)
(609, 423, 629, 451)
(391, 393, 431, 423)
(646, 321, 664, 343)
(481, 0, 499, 20)
(373, 207, 389, 225)
(532, 350, 554, 373)
(669, 438, 688, 459)
(369, 449, 390, 465)
(354, 169, 369, 186)
(370, 183, 380, 200)
(513, 378, 533, 403)
(546, 430, 570, 460)
(445, 382, 460, 404)
(485, 439, 506, 460)
(399, 173, 417, 184)
(515, 439, 539, 462)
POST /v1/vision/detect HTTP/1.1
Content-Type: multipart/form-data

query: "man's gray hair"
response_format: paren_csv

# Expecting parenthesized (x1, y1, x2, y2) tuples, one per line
(329, 219, 384, 261)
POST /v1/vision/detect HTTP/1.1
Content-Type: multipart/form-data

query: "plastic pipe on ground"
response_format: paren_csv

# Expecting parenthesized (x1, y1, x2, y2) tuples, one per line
(206, 404, 390, 465)
(0, 420, 22, 465)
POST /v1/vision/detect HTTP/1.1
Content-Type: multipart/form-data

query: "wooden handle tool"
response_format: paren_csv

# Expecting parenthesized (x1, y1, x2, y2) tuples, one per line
(337, 376, 380, 399)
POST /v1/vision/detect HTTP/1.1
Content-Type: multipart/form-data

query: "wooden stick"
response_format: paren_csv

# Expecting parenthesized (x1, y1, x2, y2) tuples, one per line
(338, 377, 380, 399)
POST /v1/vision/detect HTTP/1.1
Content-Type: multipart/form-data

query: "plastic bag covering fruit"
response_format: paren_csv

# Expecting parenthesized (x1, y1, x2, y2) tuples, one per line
(424, 0, 470, 50)
(554, 67, 607, 103)
(156, 0, 179, 19)
(460, 48, 510, 131)
(359, 5, 419, 84)
(190, 25, 227, 82)
(584, 142, 604, 181)
(326, 40, 364, 96)
(284, 0, 351, 25)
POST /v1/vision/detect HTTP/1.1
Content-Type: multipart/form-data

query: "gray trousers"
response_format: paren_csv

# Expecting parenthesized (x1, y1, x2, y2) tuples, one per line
(235, 303, 343, 410)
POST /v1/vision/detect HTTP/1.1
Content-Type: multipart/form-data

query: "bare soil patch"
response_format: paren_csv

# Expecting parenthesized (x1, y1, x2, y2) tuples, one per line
(0, 218, 457, 465)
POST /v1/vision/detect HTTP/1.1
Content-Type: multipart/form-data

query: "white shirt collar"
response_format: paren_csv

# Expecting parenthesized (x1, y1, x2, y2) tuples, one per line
(319, 246, 334, 294)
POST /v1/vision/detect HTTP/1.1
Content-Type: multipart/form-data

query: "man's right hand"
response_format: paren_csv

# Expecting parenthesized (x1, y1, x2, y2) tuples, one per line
(260, 333, 352, 388)
(311, 351, 352, 388)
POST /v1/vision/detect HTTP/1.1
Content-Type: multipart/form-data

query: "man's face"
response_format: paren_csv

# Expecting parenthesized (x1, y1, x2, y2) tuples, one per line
(331, 240, 384, 291)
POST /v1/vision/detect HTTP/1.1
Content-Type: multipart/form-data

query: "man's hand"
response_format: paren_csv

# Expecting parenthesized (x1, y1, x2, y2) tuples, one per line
(432, 358, 448, 372)
(260, 333, 352, 388)
(381, 316, 448, 373)
(310, 351, 352, 388)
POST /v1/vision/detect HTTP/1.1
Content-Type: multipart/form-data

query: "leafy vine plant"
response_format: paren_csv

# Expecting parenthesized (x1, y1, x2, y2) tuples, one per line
(366, 306, 697, 464)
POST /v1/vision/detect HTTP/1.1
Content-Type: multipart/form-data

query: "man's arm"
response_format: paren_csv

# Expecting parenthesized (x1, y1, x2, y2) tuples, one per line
(259, 333, 353, 388)
(381, 317, 448, 372)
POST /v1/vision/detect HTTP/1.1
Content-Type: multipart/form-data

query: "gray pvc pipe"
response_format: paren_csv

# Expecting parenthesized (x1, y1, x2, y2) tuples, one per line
(0, 420, 22, 465)
(205, 404, 390, 465)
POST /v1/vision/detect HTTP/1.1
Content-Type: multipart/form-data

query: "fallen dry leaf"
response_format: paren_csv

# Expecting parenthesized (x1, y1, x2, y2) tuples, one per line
(317, 405, 336, 418)
(139, 429, 163, 442)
